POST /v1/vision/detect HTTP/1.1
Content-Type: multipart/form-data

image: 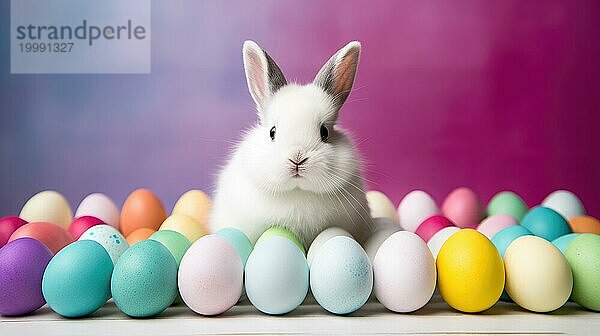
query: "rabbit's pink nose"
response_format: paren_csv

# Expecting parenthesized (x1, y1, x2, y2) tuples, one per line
(289, 157, 309, 166)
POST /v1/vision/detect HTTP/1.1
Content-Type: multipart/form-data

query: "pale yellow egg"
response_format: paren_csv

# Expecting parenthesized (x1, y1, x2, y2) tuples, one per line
(172, 190, 211, 229)
(19, 190, 73, 229)
(159, 213, 208, 243)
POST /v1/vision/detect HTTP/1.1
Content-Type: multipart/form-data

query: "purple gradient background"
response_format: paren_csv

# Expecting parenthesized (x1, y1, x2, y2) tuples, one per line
(1, 1, 598, 217)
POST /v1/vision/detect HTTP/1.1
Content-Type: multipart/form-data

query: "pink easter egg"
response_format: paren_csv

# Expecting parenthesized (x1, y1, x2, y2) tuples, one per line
(68, 216, 105, 239)
(477, 215, 518, 239)
(9, 222, 74, 255)
(441, 187, 485, 229)
(0, 216, 28, 248)
(415, 215, 455, 243)
(178, 235, 243, 315)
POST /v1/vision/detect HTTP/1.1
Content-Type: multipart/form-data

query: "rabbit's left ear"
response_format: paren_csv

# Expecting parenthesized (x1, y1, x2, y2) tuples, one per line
(243, 40, 287, 117)
(314, 41, 361, 113)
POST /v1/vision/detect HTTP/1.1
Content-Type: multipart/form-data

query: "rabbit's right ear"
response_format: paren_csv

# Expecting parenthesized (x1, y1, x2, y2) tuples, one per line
(243, 41, 287, 117)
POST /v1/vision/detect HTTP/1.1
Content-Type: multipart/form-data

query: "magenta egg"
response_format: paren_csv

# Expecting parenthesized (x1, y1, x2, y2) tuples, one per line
(68, 216, 104, 240)
(477, 215, 518, 239)
(441, 187, 485, 229)
(415, 215, 455, 243)
(0, 238, 53, 315)
(0, 216, 28, 248)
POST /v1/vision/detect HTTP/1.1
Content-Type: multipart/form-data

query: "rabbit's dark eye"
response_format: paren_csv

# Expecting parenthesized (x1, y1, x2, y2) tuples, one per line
(270, 126, 276, 141)
(320, 125, 329, 142)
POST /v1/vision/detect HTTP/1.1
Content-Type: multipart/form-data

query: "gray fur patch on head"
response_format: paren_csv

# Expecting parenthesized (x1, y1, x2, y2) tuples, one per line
(265, 51, 287, 94)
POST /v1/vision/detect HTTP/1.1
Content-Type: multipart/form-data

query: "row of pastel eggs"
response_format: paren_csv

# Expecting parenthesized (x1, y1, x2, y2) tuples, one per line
(2, 189, 596, 318)
(0, 188, 211, 249)
(365, 188, 599, 313)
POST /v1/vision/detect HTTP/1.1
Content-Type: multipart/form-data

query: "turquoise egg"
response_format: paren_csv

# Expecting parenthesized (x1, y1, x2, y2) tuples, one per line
(521, 206, 572, 241)
(42, 240, 113, 317)
(552, 233, 580, 255)
(111, 240, 178, 317)
(491, 225, 532, 257)
(216, 227, 253, 267)
(244, 237, 308, 314)
(310, 236, 373, 314)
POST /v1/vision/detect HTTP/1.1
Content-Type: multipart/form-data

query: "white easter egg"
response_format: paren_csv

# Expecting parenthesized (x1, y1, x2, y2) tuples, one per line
(427, 226, 460, 259)
(363, 218, 400, 263)
(366, 191, 399, 224)
(75, 193, 120, 229)
(397, 190, 440, 232)
(374, 231, 436, 312)
(541, 190, 586, 220)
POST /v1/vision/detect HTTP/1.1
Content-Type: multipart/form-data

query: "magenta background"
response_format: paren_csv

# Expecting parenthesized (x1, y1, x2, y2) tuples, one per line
(1, 0, 599, 217)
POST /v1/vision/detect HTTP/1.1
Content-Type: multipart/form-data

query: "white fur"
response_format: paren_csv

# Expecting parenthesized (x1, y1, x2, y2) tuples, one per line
(210, 41, 373, 248)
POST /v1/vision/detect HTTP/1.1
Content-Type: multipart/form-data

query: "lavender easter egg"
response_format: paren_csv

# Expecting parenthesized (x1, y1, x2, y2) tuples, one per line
(0, 238, 52, 315)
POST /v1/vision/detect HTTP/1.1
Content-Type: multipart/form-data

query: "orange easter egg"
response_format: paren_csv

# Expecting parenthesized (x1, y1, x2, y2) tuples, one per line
(9, 222, 74, 254)
(120, 189, 166, 237)
(568, 216, 600, 234)
(126, 227, 156, 245)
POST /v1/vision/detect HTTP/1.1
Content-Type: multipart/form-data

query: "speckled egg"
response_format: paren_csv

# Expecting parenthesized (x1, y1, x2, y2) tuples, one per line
(521, 206, 571, 241)
(307, 227, 353, 266)
(178, 235, 243, 315)
(42, 240, 113, 317)
(374, 231, 436, 313)
(542, 190, 586, 220)
(366, 190, 399, 224)
(0, 238, 52, 316)
(216, 227, 253, 267)
(397, 190, 440, 232)
(565, 234, 600, 311)
(75, 193, 120, 229)
(310, 236, 373, 314)
(504, 235, 572, 312)
(19, 190, 73, 229)
(441, 187, 485, 229)
(111, 239, 178, 317)
(477, 215, 518, 240)
(245, 237, 309, 315)
(9, 222, 74, 255)
(79, 225, 128, 266)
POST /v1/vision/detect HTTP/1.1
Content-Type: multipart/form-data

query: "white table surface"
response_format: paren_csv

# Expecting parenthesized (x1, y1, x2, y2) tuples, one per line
(1, 294, 598, 335)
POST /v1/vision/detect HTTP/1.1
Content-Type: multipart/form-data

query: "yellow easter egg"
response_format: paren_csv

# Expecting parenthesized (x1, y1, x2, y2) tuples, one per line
(436, 229, 504, 313)
(19, 190, 73, 229)
(159, 214, 207, 243)
(172, 190, 211, 229)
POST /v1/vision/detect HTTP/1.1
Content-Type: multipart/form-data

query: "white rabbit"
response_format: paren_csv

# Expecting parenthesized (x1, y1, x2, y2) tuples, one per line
(210, 40, 374, 248)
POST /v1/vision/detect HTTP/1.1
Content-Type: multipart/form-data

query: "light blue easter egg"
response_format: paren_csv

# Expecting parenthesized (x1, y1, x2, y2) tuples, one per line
(310, 236, 373, 314)
(552, 233, 580, 255)
(216, 227, 253, 267)
(42, 240, 113, 317)
(244, 237, 308, 314)
(79, 224, 128, 266)
(491, 225, 532, 257)
(521, 206, 572, 241)
(111, 240, 178, 317)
